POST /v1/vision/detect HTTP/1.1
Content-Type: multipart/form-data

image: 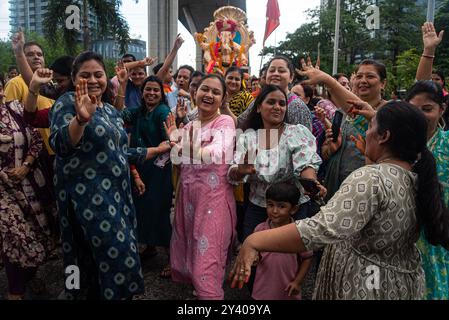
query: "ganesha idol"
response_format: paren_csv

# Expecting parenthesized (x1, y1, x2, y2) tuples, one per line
(195, 6, 255, 74)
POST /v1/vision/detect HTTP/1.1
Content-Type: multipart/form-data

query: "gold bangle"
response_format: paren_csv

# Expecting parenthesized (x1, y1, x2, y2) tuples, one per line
(422, 54, 435, 59)
(117, 94, 125, 98)
(29, 88, 39, 97)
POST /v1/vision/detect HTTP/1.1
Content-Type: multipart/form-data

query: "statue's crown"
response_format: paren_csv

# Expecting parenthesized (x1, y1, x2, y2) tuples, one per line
(216, 19, 238, 33)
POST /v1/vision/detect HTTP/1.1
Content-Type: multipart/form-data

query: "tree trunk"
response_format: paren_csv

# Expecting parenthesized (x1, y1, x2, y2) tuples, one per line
(83, 0, 90, 51)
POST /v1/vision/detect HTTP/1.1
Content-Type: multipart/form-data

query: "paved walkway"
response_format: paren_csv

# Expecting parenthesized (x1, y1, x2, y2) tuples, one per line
(0, 248, 318, 300)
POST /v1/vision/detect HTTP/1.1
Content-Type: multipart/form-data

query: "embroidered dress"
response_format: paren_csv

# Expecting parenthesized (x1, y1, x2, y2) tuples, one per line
(0, 101, 55, 268)
(170, 115, 237, 300)
(416, 128, 449, 300)
(297, 164, 425, 300)
(229, 124, 322, 208)
(50, 92, 147, 300)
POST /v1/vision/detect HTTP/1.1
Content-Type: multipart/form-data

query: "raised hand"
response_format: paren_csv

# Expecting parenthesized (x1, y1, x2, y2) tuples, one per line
(347, 99, 376, 121)
(30, 68, 53, 93)
(12, 30, 25, 56)
(176, 98, 187, 120)
(75, 79, 97, 122)
(173, 34, 185, 51)
(422, 22, 444, 52)
(314, 106, 330, 128)
(164, 113, 179, 140)
(324, 128, 342, 155)
(115, 60, 128, 85)
(296, 58, 330, 86)
(141, 56, 158, 67)
(350, 134, 366, 155)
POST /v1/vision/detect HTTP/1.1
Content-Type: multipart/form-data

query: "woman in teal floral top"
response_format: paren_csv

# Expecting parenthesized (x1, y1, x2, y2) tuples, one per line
(406, 81, 449, 300)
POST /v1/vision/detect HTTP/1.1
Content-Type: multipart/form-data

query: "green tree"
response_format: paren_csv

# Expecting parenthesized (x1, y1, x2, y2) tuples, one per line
(374, 0, 426, 78)
(263, 0, 377, 75)
(0, 41, 14, 76)
(434, 0, 449, 75)
(395, 48, 421, 90)
(43, 0, 131, 55)
(1, 31, 79, 76)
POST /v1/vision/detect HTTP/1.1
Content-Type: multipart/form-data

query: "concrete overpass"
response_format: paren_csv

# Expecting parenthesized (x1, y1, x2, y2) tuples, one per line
(148, 0, 246, 71)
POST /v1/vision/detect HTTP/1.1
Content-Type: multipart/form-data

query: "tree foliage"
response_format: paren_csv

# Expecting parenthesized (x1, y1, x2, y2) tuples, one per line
(1, 31, 81, 76)
(43, 0, 131, 55)
(261, 0, 434, 88)
(435, 0, 449, 75)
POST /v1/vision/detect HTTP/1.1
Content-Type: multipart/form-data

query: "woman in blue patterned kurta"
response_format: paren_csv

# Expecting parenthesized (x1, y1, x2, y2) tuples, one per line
(50, 52, 170, 300)
(407, 81, 449, 300)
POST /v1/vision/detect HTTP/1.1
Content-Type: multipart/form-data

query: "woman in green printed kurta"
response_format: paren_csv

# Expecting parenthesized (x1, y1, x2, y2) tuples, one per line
(122, 76, 173, 252)
(407, 81, 449, 300)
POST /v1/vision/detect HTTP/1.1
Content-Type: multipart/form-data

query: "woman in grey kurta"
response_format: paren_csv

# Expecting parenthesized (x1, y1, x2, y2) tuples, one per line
(230, 102, 449, 300)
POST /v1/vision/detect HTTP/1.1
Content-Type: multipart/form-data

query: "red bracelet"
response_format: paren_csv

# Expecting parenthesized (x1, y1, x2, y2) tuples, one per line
(75, 115, 89, 126)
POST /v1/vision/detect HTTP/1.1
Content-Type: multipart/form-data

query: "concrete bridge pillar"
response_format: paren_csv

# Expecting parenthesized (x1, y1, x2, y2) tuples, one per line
(148, 0, 179, 72)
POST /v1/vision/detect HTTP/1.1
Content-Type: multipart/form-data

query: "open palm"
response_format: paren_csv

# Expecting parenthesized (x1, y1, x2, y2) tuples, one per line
(422, 22, 444, 50)
(75, 79, 97, 121)
(115, 61, 128, 85)
(12, 31, 25, 55)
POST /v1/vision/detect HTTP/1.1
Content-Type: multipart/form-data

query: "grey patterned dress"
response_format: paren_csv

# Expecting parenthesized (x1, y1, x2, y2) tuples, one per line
(296, 164, 425, 300)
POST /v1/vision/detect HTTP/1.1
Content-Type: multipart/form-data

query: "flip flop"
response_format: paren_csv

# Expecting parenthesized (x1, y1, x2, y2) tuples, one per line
(159, 265, 172, 279)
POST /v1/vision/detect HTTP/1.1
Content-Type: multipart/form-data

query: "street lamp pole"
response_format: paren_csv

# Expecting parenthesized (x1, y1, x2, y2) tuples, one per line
(427, 0, 436, 22)
(333, 0, 341, 74)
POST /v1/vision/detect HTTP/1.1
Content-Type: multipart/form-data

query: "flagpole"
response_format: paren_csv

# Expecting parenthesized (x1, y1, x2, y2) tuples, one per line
(332, 0, 341, 75)
(427, 0, 436, 22)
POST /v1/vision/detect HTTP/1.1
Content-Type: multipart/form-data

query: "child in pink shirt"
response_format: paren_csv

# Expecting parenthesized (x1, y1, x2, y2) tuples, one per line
(252, 183, 313, 300)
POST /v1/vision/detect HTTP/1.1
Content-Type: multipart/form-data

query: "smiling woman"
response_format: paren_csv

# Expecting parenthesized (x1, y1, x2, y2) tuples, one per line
(167, 74, 238, 300)
(120, 75, 173, 277)
(49, 51, 164, 300)
(229, 84, 323, 242)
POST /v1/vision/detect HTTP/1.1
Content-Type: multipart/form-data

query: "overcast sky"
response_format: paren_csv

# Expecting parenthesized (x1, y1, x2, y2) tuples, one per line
(0, 0, 321, 75)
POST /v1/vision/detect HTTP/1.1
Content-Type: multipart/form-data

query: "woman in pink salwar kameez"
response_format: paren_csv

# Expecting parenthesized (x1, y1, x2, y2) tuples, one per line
(167, 75, 237, 300)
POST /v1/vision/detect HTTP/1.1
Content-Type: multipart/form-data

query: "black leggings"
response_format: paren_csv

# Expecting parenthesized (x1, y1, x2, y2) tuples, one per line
(1, 252, 37, 296)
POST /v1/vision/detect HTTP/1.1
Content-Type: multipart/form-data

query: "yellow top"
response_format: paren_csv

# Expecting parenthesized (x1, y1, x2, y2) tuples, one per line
(4, 75, 55, 155)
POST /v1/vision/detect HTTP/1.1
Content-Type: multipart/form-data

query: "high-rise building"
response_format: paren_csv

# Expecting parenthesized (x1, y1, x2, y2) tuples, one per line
(9, 0, 146, 58)
(9, 0, 99, 37)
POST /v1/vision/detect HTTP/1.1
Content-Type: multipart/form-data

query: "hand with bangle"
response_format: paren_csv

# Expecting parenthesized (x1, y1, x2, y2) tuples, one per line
(131, 166, 146, 196)
(74, 79, 97, 126)
(421, 22, 444, 59)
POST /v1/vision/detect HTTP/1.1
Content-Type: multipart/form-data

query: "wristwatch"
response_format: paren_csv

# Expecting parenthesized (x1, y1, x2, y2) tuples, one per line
(23, 161, 32, 168)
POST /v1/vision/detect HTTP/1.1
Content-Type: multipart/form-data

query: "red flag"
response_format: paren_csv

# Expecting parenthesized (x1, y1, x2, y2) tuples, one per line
(263, 0, 280, 46)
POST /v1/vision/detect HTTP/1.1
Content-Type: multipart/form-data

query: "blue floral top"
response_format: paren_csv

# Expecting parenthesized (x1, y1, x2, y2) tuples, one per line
(50, 92, 147, 300)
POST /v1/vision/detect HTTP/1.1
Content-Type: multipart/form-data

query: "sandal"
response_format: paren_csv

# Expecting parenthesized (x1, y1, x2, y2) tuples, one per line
(159, 265, 172, 279)
(139, 246, 158, 260)
(7, 293, 24, 300)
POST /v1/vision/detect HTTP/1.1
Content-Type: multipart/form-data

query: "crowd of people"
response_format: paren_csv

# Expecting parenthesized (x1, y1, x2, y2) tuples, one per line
(0, 21, 448, 300)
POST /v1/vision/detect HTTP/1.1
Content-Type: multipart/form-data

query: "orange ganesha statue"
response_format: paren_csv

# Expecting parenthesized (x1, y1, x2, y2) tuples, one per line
(195, 6, 255, 74)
